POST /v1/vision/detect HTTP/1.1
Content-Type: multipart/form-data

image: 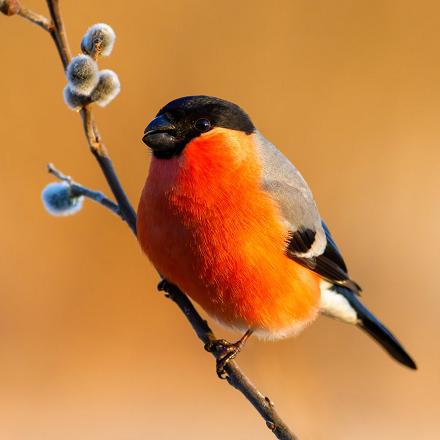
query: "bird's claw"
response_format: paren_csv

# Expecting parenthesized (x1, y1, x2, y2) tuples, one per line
(204, 339, 241, 379)
(157, 279, 169, 291)
(204, 338, 229, 353)
(216, 346, 240, 379)
(157, 279, 176, 298)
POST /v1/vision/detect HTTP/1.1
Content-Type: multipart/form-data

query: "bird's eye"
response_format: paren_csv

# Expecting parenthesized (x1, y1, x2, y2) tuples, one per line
(194, 118, 212, 133)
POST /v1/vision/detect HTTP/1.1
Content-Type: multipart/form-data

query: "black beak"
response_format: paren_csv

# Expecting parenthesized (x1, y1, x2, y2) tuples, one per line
(142, 114, 177, 152)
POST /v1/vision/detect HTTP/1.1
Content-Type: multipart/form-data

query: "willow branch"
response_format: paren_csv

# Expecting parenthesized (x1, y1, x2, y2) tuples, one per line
(47, 163, 297, 438)
(6, 2, 298, 439)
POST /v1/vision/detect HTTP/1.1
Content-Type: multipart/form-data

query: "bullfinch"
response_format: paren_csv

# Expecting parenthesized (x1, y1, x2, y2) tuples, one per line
(138, 95, 416, 376)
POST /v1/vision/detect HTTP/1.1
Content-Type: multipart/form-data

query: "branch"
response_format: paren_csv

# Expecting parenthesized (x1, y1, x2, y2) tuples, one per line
(80, 106, 137, 235)
(160, 281, 298, 440)
(48, 163, 297, 439)
(7, 2, 298, 439)
(45, 0, 70, 69)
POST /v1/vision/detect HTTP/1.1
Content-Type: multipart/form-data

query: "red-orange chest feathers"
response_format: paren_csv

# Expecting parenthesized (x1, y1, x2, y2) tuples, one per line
(137, 129, 320, 336)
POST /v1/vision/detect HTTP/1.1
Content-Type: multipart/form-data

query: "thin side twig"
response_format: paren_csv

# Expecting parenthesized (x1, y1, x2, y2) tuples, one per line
(48, 163, 122, 217)
(17, 6, 53, 31)
(8, 2, 298, 439)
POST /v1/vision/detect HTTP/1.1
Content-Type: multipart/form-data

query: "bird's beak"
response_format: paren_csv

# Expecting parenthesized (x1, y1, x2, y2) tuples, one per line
(142, 114, 177, 152)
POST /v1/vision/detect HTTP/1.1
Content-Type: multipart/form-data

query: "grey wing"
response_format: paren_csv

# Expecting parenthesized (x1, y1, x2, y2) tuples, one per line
(255, 132, 361, 294)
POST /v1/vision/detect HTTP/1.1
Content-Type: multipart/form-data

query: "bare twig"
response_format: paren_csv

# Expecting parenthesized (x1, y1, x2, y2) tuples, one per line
(7, 2, 298, 439)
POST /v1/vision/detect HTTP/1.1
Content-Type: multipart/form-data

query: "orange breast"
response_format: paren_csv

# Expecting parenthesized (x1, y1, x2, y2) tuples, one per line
(137, 129, 320, 338)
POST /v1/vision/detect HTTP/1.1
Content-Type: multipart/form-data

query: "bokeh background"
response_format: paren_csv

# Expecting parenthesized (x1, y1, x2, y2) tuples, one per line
(1, 1, 439, 439)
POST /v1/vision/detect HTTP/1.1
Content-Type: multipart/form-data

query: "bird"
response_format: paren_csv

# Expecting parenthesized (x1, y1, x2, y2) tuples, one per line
(137, 95, 416, 377)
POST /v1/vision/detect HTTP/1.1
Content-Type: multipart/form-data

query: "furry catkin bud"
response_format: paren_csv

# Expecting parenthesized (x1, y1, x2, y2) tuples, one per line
(41, 182, 84, 217)
(66, 55, 99, 96)
(63, 85, 90, 111)
(81, 23, 116, 57)
(90, 70, 120, 107)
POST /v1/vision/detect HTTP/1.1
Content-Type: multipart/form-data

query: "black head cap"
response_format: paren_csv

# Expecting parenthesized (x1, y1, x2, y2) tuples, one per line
(142, 96, 255, 159)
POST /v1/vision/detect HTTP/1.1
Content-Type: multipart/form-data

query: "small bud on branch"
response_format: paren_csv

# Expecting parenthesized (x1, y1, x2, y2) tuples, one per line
(90, 70, 120, 107)
(0, 0, 20, 16)
(41, 181, 84, 216)
(81, 23, 116, 58)
(63, 85, 90, 111)
(66, 54, 99, 96)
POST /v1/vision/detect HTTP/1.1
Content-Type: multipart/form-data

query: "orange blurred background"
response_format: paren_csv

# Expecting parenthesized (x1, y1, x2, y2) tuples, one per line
(1, 1, 439, 439)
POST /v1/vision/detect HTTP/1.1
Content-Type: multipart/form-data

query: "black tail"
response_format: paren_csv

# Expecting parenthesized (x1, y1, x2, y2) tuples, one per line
(334, 286, 417, 370)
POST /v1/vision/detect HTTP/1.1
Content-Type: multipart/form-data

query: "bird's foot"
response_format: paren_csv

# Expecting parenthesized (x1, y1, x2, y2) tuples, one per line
(204, 338, 244, 379)
(157, 278, 169, 292)
(157, 278, 176, 298)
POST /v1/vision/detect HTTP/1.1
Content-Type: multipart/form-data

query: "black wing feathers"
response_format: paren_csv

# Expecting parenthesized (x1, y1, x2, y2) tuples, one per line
(286, 229, 316, 254)
(286, 222, 362, 294)
(286, 223, 416, 369)
(321, 221, 347, 272)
